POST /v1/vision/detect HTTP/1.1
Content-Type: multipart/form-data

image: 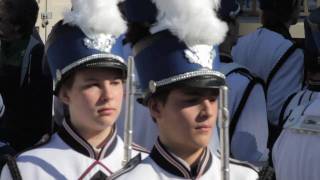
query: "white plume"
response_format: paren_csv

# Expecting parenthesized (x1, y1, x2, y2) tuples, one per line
(63, 0, 126, 38)
(150, 0, 228, 46)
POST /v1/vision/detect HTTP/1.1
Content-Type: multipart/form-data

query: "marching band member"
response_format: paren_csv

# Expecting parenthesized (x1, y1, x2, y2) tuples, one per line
(110, 0, 259, 179)
(0, 0, 147, 179)
(272, 8, 320, 180)
(213, 0, 269, 168)
(0, 0, 52, 152)
(231, 0, 304, 147)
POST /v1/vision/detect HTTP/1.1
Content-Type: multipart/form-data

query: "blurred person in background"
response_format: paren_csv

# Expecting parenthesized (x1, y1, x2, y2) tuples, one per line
(213, 0, 269, 169)
(232, 0, 304, 150)
(272, 8, 320, 180)
(0, 0, 52, 152)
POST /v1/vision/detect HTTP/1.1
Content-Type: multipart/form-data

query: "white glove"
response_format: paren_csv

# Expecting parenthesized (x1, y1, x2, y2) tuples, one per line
(0, 94, 5, 117)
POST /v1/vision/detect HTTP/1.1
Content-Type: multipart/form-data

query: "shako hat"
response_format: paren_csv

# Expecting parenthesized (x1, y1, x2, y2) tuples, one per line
(125, 0, 228, 103)
(46, 0, 127, 94)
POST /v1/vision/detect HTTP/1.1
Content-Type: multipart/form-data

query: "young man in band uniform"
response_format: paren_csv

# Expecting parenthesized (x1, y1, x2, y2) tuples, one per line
(0, 0, 147, 179)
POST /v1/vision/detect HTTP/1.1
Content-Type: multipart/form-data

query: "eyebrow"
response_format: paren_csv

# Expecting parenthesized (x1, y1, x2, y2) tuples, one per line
(83, 76, 123, 82)
(83, 78, 98, 82)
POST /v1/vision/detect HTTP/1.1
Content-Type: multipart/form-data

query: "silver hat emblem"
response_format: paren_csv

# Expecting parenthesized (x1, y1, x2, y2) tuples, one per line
(83, 34, 116, 53)
(149, 80, 157, 93)
(184, 44, 215, 69)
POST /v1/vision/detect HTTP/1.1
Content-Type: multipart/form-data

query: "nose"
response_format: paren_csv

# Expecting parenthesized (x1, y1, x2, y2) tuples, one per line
(198, 98, 216, 120)
(99, 83, 113, 103)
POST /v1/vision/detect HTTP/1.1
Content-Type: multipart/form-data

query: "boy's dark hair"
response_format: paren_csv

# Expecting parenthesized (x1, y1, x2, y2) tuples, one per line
(0, 0, 39, 37)
(148, 87, 172, 106)
(146, 84, 178, 123)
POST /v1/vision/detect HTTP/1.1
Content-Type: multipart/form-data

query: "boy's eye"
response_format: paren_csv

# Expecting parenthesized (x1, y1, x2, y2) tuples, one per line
(184, 97, 201, 104)
(208, 96, 217, 102)
(110, 80, 122, 86)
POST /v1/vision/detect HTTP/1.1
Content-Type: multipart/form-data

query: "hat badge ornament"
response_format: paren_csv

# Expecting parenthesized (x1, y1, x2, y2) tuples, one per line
(83, 34, 116, 53)
(184, 44, 215, 69)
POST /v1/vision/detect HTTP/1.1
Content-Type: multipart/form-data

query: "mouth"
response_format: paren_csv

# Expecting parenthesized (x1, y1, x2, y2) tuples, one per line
(97, 108, 116, 116)
(195, 125, 212, 132)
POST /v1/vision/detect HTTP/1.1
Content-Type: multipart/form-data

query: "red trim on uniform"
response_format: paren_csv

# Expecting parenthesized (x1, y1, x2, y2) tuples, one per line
(78, 160, 113, 180)
(97, 161, 113, 174)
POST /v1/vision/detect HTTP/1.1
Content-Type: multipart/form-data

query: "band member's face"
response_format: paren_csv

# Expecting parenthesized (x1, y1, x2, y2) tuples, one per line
(61, 68, 124, 134)
(150, 87, 218, 152)
(0, 6, 22, 41)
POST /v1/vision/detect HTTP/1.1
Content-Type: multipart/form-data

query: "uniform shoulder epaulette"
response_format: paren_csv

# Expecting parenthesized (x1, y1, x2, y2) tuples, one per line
(220, 63, 250, 77)
(284, 104, 320, 135)
(220, 62, 265, 87)
(132, 143, 150, 154)
(108, 153, 142, 180)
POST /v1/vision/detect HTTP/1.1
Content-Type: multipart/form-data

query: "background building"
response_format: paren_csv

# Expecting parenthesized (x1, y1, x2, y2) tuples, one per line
(35, 0, 71, 42)
(34, 0, 319, 42)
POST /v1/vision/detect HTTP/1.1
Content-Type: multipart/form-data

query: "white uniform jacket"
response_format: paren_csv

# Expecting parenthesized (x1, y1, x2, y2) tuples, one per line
(212, 61, 269, 167)
(232, 28, 304, 125)
(0, 119, 148, 180)
(111, 138, 259, 180)
(272, 92, 320, 180)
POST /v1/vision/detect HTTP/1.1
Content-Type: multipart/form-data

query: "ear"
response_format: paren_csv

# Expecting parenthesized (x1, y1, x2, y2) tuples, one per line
(58, 87, 71, 105)
(148, 98, 163, 121)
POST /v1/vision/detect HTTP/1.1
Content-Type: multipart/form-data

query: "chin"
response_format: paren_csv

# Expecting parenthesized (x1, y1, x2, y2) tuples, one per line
(191, 137, 211, 148)
(95, 117, 116, 127)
